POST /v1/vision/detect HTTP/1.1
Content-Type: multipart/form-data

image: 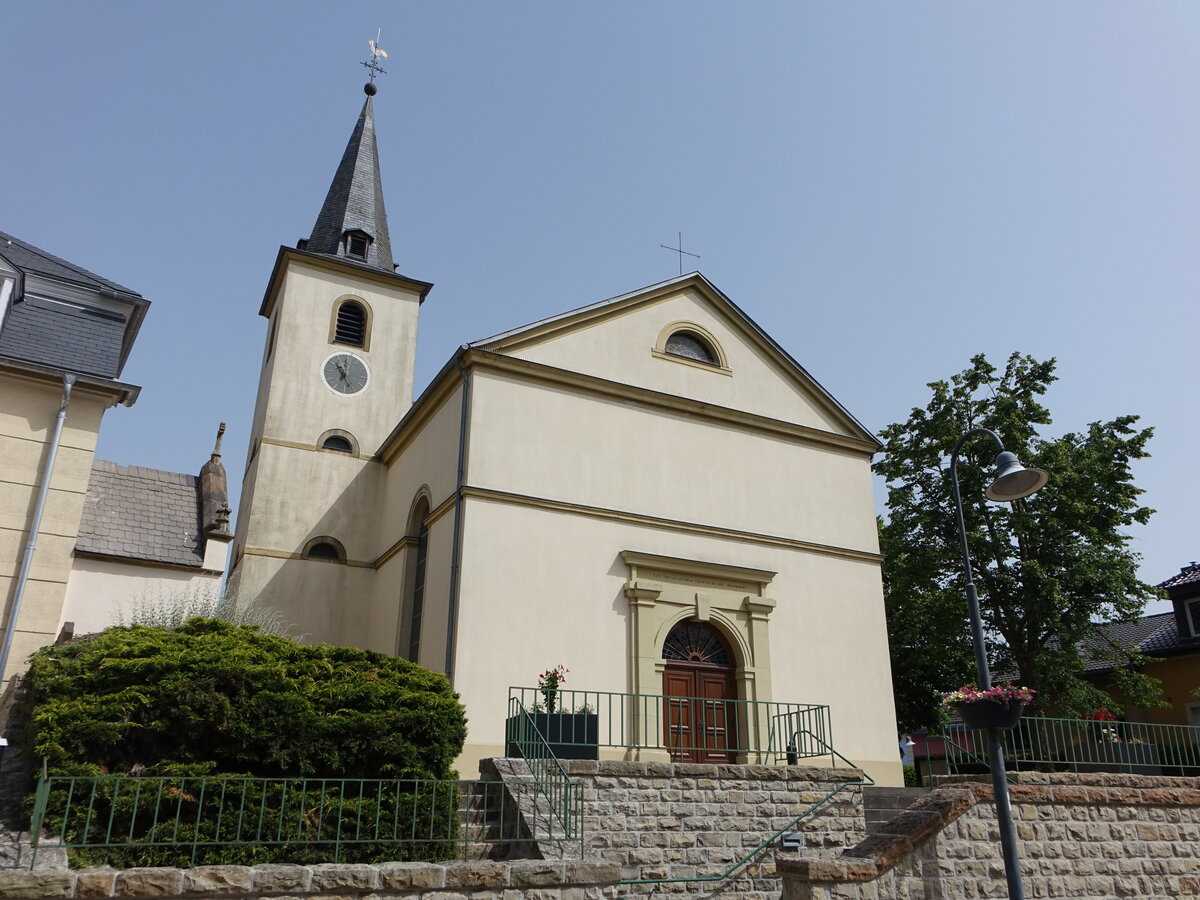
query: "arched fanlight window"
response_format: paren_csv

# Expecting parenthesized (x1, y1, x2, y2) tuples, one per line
(665, 331, 718, 365)
(303, 537, 346, 563)
(334, 301, 367, 347)
(663, 620, 733, 665)
(317, 429, 358, 455)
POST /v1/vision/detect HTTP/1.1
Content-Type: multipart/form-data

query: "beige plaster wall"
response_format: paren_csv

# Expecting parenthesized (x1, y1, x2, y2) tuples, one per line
(505, 287, 851, 433)
(0, 376, 109, 683)
(232, 256, 424, 643)
(467, 371, 880, 555)
(256, 259, 422, 451)
(239, 443, 384, 564)
(451, 498, 899, 785)
(60, 556, 226, 637)
(362, 382, 464, 659)
(231, 548, 378, 647)
(373, 383, 463, 554)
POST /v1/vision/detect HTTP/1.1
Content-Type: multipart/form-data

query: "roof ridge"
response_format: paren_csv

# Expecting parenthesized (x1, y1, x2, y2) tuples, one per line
(0, 230, 138, 295)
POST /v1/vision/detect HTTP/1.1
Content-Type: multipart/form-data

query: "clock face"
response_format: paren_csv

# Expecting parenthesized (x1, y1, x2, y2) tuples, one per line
(322, 352, 369, 395)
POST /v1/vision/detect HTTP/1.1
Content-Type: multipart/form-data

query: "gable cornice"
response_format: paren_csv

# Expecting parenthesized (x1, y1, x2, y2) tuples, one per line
(375, 347, 879, 464)
(469, 273, 879, 447)
(471, 350, 879, 455)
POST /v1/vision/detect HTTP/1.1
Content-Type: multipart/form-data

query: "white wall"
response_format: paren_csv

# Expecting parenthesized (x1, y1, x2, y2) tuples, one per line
(61, 555, 227, 636)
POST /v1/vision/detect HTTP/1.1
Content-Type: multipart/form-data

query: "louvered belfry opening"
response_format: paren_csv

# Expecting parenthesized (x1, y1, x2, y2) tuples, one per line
(346, 232, 370, 259)
(335, 302, 366, 347)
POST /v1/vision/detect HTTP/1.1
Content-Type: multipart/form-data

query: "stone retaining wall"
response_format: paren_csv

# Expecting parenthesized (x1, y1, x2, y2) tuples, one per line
(0, 859, 621, 900)
(778, 773, 1200, 900)
(554, 759, 866, 900)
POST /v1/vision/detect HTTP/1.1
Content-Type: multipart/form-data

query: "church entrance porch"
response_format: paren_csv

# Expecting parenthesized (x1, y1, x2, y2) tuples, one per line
(662, 621, 739, 762)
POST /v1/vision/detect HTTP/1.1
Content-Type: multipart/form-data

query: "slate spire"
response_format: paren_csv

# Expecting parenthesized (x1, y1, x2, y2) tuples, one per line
(304, 87, 394, 272)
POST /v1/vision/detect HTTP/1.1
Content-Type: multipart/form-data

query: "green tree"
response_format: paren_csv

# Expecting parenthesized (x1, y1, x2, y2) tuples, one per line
(876, 352, 1159, 728)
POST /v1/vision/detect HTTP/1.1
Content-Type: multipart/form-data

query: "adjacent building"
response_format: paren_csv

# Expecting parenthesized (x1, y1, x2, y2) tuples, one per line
(0, 231, 230, 687)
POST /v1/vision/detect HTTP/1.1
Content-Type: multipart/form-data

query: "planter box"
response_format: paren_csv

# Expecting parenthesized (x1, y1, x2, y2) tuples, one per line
(506, 713, 599, 760)
(955, 699, 1025, 731)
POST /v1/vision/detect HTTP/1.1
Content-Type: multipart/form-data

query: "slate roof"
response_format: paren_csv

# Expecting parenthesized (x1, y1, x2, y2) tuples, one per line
(305, 96, 395, 272)
(1159, 563, 1200, 591)
(0, 230, 137, 295)
(0, 295, 126, 378)
(0, 230, 144, 378)
(76, 461, 205, 568)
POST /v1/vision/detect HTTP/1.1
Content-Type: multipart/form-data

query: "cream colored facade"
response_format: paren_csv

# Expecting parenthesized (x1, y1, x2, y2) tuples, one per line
(233, 267, 902, 785)
(0, 372, 111, 681)
(0, 235, 229, 688)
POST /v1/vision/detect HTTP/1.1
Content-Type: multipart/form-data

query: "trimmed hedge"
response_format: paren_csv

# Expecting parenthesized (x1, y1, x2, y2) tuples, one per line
(18, 619, 466, 779)
(13, 619, 468, 866)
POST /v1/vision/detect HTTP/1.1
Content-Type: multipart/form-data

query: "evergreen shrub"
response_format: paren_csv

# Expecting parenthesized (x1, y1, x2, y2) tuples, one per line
(15, 619, 468, 866)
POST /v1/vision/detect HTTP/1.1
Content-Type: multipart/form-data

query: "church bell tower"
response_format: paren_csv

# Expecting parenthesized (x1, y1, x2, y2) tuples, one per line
(230, 76, 432, 645)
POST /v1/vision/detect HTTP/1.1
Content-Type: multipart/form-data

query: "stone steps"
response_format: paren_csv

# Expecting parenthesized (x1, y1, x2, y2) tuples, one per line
(0, 830, 68, 871)
(862, 785, 931, 833)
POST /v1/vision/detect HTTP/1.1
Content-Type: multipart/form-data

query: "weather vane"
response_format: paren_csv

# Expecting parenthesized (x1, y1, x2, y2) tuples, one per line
(660, 232, 700, 276)
(361, 29, 389, 93)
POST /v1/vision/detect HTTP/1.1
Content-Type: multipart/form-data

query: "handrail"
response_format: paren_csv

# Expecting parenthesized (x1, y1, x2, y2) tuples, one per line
(507, 686, 831, 763)
(618, 728, 874, 886)
(26, 773, 570, 869)
(505, 697, 583, 853)
(940, 728, 1014, 784)
(942, 716, 1200, 778)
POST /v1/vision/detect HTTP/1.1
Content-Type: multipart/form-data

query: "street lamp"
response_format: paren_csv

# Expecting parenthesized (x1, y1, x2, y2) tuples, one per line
(949, 428, 1049, 900)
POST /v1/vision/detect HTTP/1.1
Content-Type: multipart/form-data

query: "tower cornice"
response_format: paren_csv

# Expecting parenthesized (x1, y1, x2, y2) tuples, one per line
(258, 245, 433, 319)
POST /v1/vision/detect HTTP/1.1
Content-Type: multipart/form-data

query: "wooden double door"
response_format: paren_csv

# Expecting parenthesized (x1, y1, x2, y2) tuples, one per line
(661, 621, 739, 763)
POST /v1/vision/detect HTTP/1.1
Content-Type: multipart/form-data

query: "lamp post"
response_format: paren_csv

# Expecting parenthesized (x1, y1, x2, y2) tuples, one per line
(949, 427, 1049, 900)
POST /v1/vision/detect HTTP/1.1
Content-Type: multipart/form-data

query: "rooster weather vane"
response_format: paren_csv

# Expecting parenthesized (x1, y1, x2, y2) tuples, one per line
(362, 29, 388, 94)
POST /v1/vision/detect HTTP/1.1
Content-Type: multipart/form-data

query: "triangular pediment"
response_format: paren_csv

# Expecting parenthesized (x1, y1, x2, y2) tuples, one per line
(471, 273, 878, 446)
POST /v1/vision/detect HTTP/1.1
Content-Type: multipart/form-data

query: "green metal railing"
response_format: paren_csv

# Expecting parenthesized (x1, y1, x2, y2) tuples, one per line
(504, 697, 584, 854)
(28, 773, 570, 869)
(507, 686, 834, 764)
(943, 717, 1200, 777)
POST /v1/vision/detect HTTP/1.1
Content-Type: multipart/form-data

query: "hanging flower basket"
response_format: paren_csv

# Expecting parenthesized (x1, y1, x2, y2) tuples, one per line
(942, 685, 1035, 731)
(955, 698, 1025, 730)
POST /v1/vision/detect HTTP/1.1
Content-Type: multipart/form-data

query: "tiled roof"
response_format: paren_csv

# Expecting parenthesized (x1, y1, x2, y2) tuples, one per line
(76, 461, 205, 568)
(1078, 612, 1184, 671)
(1159, 563, 1200, 591)
(0, 296, 126, 377)
(0, 230, 136, 294)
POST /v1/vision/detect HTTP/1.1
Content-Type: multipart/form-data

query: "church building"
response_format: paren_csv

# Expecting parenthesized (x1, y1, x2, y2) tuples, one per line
(230, 84, 901, 784)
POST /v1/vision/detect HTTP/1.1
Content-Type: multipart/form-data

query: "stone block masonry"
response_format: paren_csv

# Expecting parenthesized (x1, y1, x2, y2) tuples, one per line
(547, 759, 867, 900)
(778, 772, 1200, 900)
(0, 858, 622, 899)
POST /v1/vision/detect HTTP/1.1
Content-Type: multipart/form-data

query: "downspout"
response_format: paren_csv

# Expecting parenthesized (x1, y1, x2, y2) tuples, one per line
(444, 352, 472, 684)
(0, 374, 75, 684)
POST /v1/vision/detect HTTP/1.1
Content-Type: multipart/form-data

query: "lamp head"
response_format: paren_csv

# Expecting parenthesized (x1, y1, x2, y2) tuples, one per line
(985, 451, 1050, 502)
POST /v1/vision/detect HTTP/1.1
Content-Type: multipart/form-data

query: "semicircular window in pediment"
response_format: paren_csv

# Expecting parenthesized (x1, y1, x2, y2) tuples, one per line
(664, 330, 717, 365)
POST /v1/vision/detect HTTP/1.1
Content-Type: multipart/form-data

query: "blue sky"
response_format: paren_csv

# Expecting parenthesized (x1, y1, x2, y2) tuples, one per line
(2, 4, 1196, 611)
